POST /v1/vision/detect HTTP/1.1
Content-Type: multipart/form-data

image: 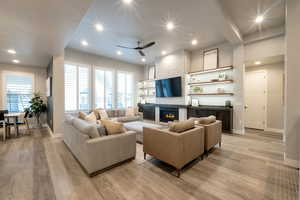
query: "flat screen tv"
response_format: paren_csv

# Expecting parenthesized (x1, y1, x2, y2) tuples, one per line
(155, 76, 182, 97)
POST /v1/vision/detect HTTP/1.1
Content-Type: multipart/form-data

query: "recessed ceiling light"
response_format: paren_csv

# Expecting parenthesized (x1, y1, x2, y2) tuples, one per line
(255, 15, 264, 23)
(95, 24, 104, 32)
(191, 39, 198, 46)
(117, 50, 122, 55)
(123, 0, 132, 4)
(81, 40, 88, 46)
(7, 49, 16, 54)
(141, 58, 146, 62)
(166, 22, 174, 31)
(255, 61, 261, 65)
(161, 50, 167, 55)
(12, 59, 20, 63)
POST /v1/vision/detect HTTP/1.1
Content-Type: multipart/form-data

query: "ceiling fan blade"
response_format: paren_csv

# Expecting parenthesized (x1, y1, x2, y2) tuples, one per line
(141, 41, 155, 49)
(116, 45, 134, 49)
(139, 50, 145, 57)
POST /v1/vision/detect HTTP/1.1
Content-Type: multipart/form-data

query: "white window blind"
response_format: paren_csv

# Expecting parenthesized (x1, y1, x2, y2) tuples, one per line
(95, 68, 113, 109)
(4, 73, 33, 112)
(64, 63, 90, 111)
(117, 72, 134, 108)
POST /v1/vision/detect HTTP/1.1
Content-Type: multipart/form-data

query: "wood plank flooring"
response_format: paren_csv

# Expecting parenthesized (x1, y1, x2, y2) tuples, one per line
(0, 128, 298, 200)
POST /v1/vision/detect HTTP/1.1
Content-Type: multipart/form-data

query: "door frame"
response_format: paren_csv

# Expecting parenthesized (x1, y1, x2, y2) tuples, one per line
(245, 70, 268, 130)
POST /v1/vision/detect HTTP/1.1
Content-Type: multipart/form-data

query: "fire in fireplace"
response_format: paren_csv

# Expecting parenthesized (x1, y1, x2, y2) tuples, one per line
(160, 106, 179, 122)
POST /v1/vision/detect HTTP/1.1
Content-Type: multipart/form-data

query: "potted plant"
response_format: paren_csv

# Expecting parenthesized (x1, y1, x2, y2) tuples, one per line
(26, 92, 47, 127)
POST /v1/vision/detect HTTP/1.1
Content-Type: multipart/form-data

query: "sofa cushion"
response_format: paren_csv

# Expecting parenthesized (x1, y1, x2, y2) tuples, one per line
(85, 112, 97, 123)
(117, 116, 141, 123)
(100, 120, 126, 135)
(73, 118, 100, 138)
(65, 115, 74, 125)
(168, 119, 195, 133)
(125, 107, 135, 116)
(78, 111, 88, 120)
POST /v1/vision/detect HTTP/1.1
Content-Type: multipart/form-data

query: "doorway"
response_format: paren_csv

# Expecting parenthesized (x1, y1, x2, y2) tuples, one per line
(245, 70, 267, 130)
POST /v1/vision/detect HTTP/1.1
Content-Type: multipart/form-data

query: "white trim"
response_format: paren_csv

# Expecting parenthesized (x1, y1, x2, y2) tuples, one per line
(46, 124, 63, 138)
(232, 128, 245, 135)
(265, 128, 284, 133)
(284, 153, 299, 169)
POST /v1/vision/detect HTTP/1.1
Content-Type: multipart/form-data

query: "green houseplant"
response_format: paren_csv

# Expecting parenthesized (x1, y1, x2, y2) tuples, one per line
(26, 92, 47, 127)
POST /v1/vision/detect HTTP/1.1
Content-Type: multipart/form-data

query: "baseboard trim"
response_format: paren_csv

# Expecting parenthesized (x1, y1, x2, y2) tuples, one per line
(284, 154, 299, 169)
(265, 128, 283, 133)
(45, 125, 63, 138)
(232, 129, 245, 135)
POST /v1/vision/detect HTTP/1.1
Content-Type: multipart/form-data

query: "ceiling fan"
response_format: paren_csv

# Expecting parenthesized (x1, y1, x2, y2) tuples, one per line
(117, 41, 155, 57)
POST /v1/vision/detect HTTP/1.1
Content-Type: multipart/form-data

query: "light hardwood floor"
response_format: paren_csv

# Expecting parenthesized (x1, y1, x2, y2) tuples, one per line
(0, 128, 298, 200)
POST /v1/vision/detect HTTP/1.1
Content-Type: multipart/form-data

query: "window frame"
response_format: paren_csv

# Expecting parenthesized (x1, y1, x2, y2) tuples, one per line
(2, 71, 35, 113)
(93, 66, 115, 109)
(64, 62, 92, 112)
(116, 71, 135, 109)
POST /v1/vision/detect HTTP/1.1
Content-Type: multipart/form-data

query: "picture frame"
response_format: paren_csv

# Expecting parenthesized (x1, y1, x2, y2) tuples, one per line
(203, 48, 219, 71)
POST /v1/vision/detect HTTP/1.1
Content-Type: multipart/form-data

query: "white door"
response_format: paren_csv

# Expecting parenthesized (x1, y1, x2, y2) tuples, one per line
(245, 70, 267, 130)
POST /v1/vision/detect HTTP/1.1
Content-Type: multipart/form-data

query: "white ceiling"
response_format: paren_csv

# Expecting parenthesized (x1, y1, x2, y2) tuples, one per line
(0, 0, 92, 67)
(0, 0, 285, 67)
(221, 0, 285, 35)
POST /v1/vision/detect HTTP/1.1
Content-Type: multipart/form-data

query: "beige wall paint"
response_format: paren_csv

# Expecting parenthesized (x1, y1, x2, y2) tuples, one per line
(0, 63, 47, 109)
(190, 42, 233, 72)
(246, 63, 284, 130)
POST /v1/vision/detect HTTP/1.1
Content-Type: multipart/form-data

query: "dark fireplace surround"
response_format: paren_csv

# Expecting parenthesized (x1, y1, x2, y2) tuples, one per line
(160, 106, 179, 122)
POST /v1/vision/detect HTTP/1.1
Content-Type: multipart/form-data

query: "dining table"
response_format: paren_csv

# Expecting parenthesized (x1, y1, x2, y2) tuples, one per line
(4, 112, 23, 136)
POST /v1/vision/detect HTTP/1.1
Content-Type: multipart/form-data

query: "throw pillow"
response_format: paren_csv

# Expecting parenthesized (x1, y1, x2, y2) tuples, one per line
(78, 111, 88, 120)
(169, 119, 195, 133)
(197, 115, 216, 125)
(96, 121, 107, 136)
(125, 107, 135, 116)
(98, 109, 109, 120)
(100, 120, 125, 135)
(73, 118, 99, 138)
(93, 108, 102, 120)
(85, 112, 97, 124)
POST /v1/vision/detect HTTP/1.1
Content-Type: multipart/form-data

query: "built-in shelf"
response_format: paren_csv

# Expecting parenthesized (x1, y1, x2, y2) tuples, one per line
(189, 66, 233, 76)
(139, 87, 156, 89)
(188, 80, 233, 86)
(139, 95, 156, 97)
(188, 93, 234, 96)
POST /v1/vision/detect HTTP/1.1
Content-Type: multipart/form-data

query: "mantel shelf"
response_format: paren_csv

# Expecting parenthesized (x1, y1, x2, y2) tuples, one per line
(188, 80, 233, 86)
(188, 93, 234, 96)
(189, 66, 233, 75)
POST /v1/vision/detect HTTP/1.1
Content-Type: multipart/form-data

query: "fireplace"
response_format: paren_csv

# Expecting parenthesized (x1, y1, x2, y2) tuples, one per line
(160, 106, 179, 122)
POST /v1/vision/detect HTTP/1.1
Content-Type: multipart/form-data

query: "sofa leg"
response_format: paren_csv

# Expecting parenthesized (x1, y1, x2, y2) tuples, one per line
(176, 169, 181, 178)
(144, 153, 146, 160)
(205, 151, 209, 157)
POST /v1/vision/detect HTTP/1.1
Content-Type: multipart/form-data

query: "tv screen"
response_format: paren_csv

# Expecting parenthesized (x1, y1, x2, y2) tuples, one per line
(155, 76, 182, 97)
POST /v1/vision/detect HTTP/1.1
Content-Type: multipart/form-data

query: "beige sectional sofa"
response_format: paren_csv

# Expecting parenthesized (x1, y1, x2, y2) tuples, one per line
(63, 115, 136, 176)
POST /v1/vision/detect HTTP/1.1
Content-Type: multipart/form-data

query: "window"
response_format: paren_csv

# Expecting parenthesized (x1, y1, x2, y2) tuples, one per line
(3, 72, 34, 112)
(117, 72, 134, 108)
(94, 68, 114, 109)
(64, 63, 90, 111)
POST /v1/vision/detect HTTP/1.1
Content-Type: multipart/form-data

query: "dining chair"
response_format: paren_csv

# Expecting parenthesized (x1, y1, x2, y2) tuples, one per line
(0, 112, 6, 141)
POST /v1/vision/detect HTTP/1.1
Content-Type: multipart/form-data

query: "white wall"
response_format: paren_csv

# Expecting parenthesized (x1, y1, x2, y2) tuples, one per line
(246, 63, 284, 131)
(65, 48, 144, 80)
(190, 42, 233, 72)
(0, 63, 47, 109)
(154, 50, 190, 105)
(284, 0, 300, 166)
(245, 36, 285, 62)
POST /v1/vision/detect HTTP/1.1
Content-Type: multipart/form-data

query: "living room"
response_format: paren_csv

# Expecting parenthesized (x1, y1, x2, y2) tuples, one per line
(0, 0, 299, 199)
